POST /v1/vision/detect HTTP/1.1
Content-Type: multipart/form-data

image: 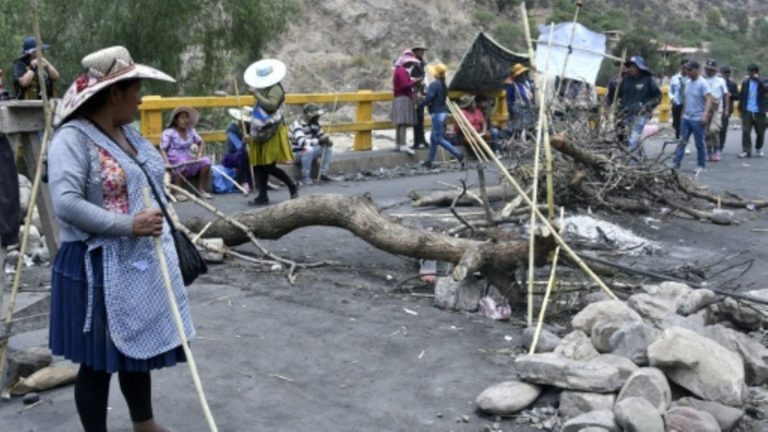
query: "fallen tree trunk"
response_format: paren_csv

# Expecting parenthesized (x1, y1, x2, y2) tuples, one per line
(408, 184, 517, 207)
(186, 193, 555, 280)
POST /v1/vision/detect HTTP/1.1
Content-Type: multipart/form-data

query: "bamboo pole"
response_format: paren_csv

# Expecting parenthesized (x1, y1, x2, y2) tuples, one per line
(141, 189, 219, 432)
(528, 245, 561, 354)
(451, 99, 617, 301)
(0, 1, 55, 397)
(608, 49, 627, 124)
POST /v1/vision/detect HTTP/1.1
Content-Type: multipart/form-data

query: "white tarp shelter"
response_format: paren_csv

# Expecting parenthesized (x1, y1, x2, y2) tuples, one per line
(535, 22, 607, 85)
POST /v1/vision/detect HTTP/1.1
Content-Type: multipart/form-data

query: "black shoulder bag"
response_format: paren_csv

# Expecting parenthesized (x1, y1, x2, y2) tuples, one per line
(92, 123, 207, 285)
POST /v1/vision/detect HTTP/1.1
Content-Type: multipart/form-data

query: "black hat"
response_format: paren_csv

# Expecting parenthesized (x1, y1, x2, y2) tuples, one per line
(704, 59, 717, 70)
(686, 61, 701, 70)
(720, 66, 731, 73)
(680, 58, 689, 66)
(748, 64, 760, 73)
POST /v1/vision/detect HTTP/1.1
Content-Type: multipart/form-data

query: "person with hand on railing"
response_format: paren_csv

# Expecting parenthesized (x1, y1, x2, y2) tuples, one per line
(289, 103, 336, 185)
(159, 106, 213, 200)
(244, 58, 298, 206)
(391, 50, 420, 155)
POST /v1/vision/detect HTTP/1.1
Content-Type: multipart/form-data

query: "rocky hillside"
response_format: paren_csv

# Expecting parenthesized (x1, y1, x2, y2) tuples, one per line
(265, 0, 768, 98)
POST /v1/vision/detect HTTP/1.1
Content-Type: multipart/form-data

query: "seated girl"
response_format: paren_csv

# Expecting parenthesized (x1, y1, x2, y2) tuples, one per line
(159, 106, 213, 199)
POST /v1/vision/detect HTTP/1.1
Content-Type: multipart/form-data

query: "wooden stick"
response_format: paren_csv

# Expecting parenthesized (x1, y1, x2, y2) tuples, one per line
(192, 222, 213, 244)
(529, 245, 561, 354)
(141, 189, 218, 432)
(450, 96, 617, 301)
(608, 49, 627, 123)
(211, 165, 248, 195)
(0, 2, 54, 396)
(446, 101, 488, 163)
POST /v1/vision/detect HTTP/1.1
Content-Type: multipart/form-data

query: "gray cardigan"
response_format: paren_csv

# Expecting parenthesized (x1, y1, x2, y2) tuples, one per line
(47, 127, 135, 242)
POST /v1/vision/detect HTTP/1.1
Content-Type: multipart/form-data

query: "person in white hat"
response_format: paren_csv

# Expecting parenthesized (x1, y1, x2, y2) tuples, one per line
(48, 46, 190, 432)
(243, 58, 298, 205)
(159, 105, 213, 198)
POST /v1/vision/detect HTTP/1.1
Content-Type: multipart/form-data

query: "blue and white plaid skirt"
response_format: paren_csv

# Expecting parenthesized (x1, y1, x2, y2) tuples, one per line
(49, 242, 186, 373)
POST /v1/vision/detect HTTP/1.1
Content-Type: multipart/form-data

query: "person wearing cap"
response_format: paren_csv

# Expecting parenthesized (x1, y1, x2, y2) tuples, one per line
(738, 64, 768, 158)
(456, 94, 500, 157)
(617, 56, 661, 154)
(505, 63, 536, 138)
(391, 50, 421, 155)
(289, 103, 336, 184)
(12, 36, 60, 100)
(46, 46, 191, 432)
(243, 58, 299, 205)
(672, 61, 713, 174)
(417, 63, 464, 169)
(410, 44, 429, 149)
(719, 66, 739, 154)
(702, 60, 730, 161)
(159, 106, 213, 199)
(669, 59, 690, 140)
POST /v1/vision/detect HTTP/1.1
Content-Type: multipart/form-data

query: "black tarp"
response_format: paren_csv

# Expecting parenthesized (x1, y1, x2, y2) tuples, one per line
(449, 32, 529, 94)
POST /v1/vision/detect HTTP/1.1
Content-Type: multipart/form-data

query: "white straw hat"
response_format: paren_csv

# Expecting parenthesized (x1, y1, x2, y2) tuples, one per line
(243, 59, 286, 89)
(56, 46, 174, 123)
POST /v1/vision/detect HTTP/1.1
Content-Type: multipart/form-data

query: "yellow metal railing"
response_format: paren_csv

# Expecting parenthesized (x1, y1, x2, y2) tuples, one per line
(140, 85, 735, 150)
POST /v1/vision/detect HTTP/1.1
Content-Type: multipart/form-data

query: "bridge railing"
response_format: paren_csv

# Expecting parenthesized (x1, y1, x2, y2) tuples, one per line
(139, 85, 708, 150)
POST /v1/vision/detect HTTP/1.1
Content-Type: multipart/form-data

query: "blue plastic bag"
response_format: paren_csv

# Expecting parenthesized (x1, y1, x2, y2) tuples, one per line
(211, 164, 238, 194)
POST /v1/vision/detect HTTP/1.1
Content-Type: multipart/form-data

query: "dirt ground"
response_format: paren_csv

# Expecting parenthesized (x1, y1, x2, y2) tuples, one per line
(1, 130, 767, 431)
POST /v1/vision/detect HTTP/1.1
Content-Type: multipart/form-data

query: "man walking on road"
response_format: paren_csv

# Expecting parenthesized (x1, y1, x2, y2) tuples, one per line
(617, 56, 661, 155)
(702, 60, 729, 161)
(673, 61, 713, 175)
(720, 66, 739, 155)
(739, 64, 767, 158)
(669, 59, 689, 140)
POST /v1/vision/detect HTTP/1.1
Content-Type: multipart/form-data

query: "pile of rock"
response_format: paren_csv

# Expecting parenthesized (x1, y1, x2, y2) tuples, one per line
(475, 282, 768, 431)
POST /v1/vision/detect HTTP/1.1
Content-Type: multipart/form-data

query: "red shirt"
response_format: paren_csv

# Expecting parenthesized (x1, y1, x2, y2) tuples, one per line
(393, 66, 416, 98)
(462, 107, 485, 133)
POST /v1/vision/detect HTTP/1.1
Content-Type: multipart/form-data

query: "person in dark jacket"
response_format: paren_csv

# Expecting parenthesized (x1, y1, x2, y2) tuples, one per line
(617, 56, 661, 154)
(410, 43, 429, 149)
(739, 64, 768, 158)
(719, 66, 739, 154)
(12, 36, 59, 100)
(417, 63, 464, 169)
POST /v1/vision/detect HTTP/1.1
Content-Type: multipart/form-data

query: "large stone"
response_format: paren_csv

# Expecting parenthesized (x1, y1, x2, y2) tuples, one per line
(559, 391, 615, 420)
(704, 324, 768, 386)
(677, 289, 717, 316)
(672, 397, 745, 431)
(664, 406, 721, 432)
(608, 322, 660, 366)
(433, 277, 483, 312)
(561, 410, 619, 432)
(642, 281, 693, 301)
(591, 320, 625, 353)
(616, 367, 671, 414)
(521, 327, 561, 353)
(554, 330, 599, 361)
(718, 297, 764, 331)
(475, 380, 542, 415)
(592, 354, 639, 382)
(613, 397, 664, 432)
(627, 293, 676, 326)
(515, 354, 623, 393)
(572, 301, 642, 335)
(7, 347, 53, 384)
(648, 327, 745, 406)
(658, 313, 707, 333)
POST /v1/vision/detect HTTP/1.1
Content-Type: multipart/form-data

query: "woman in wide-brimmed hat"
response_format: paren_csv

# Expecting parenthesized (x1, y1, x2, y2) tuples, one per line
(48, 46, 191, 432)
(505, 62, 537, 135)
(390, 50, 421, 155)
(417, 63, 464, 169)
(159, 105, 213, 199)
(243, 58, 297, 205)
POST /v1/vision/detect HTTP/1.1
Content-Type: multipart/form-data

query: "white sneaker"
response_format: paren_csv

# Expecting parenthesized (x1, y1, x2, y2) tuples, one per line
(685, 148, 691, 155)
(397, 145, 415, 155)
(694, 167, 705, 177)
(738, 152, 751, 159)
(757, 150, 765, 157)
